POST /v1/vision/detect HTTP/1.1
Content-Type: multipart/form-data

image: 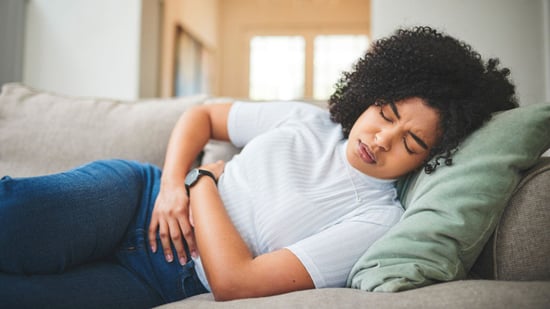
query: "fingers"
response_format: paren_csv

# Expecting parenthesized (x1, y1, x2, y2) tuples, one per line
(189, 206, 195, 228)
(158, 219, 175, 263)
(168, 219, 187, 265)
(148, 203, 196, 265)
(179, 216, 197, 258)
(160, 219, 193, 265)
(148, 215, 159, 253)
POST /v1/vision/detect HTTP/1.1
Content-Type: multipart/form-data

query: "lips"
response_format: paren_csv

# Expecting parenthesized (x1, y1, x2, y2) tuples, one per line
(357, 140, 377, 164)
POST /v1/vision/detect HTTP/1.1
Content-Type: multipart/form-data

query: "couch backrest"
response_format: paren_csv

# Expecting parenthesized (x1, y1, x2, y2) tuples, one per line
(0, 83, 206, 177)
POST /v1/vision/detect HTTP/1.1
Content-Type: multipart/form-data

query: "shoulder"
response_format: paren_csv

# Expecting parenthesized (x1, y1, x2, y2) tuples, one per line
(233, 100, 328, 118)
(233, 100, 333, 131)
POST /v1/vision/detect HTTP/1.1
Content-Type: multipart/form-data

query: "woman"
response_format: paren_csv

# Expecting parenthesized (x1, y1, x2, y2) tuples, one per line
(0, 27, 516, 308)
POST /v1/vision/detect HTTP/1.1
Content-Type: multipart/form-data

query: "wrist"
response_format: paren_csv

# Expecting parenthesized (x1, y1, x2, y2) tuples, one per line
(188, 175, 219, 217)
(160, 180, 186, 193)
(185, 168, 218, 196)
(190, 176, 217, 193)
(160, 174, 185, 187)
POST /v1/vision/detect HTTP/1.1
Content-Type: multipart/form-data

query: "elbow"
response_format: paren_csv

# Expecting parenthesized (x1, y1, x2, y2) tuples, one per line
(210, 282, 240, 301)
(212, 292, 234, 302)
(209, 277, 253, 301)
(204, 260, 257, 301)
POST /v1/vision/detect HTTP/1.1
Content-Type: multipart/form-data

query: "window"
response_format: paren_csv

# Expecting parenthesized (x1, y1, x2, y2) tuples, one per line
(249, 36, 305, 100)
(248, 34, 369, 100)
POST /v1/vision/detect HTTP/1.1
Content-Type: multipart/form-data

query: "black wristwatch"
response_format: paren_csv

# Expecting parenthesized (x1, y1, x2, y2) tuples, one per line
(184, 168, 217, 196)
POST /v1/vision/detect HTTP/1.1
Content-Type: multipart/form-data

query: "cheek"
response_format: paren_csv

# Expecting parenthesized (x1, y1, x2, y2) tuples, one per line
(412, 156, 428, 169)
(396, 151, 429, 171)
(352, 111, 380, 134)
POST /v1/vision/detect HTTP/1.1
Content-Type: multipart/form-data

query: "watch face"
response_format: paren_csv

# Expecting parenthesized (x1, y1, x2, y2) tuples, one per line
(185, 168, 200, 186)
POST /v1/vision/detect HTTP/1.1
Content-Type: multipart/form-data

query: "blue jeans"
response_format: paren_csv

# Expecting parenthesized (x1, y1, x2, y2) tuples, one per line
(0, 160, 207, 308)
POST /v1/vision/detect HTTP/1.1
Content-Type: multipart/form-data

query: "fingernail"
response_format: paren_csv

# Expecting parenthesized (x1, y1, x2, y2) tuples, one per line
(151, 246, 156, 253)
(179, 257, 186, 265)
(166, 254, 173, 262)
(191, 250, 198, 259)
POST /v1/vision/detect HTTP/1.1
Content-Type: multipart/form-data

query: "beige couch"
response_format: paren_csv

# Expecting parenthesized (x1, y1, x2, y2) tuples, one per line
(1, 83, 549, 308)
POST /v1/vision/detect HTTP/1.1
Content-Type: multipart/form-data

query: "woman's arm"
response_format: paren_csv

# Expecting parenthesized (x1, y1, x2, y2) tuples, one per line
(190, 161, 315, 301)
(148, 103, 232, 265)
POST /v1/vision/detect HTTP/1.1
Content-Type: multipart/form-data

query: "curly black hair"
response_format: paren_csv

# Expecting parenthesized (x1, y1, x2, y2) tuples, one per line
(329, 26, 518, 174)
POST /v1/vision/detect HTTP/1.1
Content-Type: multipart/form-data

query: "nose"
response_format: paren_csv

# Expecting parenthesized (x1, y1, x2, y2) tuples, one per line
(374, 129, 394, 151)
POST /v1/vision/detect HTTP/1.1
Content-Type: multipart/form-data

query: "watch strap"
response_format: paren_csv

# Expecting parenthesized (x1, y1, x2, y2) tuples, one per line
(196, 169, 217, 185)
(185, 168, 217, 196)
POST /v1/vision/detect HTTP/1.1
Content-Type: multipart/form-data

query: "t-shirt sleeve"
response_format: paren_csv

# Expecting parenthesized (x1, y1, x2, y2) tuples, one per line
(286, 205, 403, 288)
(227, 101, 325, 147)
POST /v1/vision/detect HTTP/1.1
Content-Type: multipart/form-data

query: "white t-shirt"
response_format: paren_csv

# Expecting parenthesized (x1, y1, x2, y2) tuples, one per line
(193, 101, 403, 290)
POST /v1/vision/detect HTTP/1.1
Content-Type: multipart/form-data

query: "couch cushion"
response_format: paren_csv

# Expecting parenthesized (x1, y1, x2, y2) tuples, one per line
(0, 83, 206, 177)
(158, 281, 550, 309)
(348, 103, 550, 292)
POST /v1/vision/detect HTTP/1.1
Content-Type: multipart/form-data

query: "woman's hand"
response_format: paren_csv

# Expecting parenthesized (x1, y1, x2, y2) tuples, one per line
(148, 160, 225, 265)
(148, 184, 195, 265)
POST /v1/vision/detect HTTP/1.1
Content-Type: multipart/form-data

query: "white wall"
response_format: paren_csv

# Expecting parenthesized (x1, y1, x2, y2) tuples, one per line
(23, 0, 147, 100)
(371, 0, 549, 106)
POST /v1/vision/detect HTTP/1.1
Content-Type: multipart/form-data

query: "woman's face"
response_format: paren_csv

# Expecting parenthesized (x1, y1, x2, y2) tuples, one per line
(346, 97, 441, 179)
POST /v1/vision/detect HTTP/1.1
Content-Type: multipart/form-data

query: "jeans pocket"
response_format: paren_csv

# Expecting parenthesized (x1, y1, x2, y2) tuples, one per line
(118, 228, 147, 252)
(178, 259, 208, 299)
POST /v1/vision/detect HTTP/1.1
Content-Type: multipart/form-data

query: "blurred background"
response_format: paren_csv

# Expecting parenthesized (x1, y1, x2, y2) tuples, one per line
(0, 0, 548, 106)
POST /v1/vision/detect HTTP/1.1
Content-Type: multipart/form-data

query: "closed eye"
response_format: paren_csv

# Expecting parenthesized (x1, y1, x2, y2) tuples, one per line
(379, 107, 393, 123)
(403, 137, 415, 154)
(380, 105, 414, 154)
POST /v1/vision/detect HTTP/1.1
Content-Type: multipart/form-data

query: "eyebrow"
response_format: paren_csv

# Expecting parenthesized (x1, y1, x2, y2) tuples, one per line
(388, 101, 401, 120)
(388, 101, 429, 150)
(410, 133, 429, 150)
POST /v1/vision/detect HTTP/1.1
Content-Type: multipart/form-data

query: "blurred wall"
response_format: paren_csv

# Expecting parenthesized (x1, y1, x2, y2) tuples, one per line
(371, 0, 550, 106)
(22, 0, 160, 100)
(13, 0, 550, 103)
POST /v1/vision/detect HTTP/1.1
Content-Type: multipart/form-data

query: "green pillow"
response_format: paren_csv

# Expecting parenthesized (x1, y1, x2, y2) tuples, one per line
(347, 103, 550, 292)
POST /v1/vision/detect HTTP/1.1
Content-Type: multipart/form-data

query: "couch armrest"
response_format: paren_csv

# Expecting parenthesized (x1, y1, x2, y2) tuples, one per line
(472, 157, 550, 280)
